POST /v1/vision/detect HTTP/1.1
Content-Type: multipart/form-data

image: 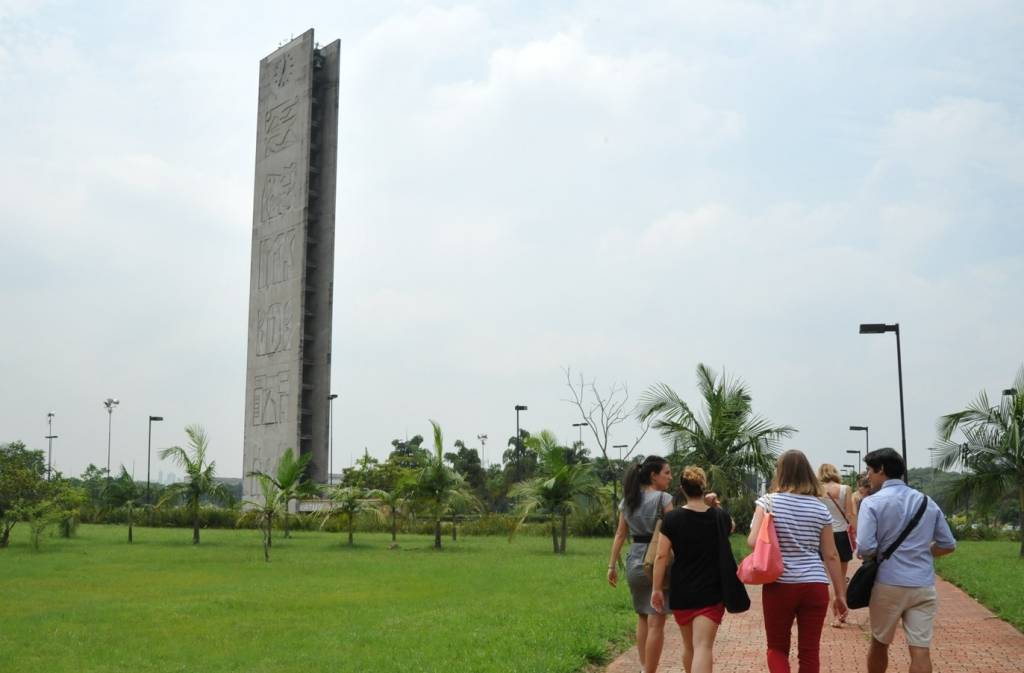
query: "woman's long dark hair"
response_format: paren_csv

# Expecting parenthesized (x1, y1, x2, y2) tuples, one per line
(623, 455, 669, 512)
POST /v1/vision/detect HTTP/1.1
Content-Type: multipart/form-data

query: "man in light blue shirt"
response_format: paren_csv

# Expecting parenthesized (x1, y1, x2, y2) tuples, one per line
(857, 448, 956, 673)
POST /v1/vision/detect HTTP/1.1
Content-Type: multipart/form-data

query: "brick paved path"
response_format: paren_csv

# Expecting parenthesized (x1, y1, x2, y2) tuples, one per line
(604, 568, 1024, 673)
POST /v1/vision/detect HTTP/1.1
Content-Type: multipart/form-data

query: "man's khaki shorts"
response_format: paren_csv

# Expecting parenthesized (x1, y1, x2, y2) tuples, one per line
(869, 582, 938, 647)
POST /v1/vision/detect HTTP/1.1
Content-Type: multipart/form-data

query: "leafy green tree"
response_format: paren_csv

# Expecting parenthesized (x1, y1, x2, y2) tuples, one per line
(158, 425, 232, 544)
(933, 365, 1024, 557)
(0, 441, 47, 547)
(325, 486, 381, 546)
(76, 463, 109, 516)
(19, 477, 86, 550)
(248, 447, 315, 539)
(413, 421, 479, 549)
(637, 364, 796, 500)
(55, 480, 87, 538)
(503, 429, 537, 485)
(388, 435, 429, 470)
(510, 430, 602, 553)
(240, 473, 285, 562)
(101, 467, 144, 543)
(343, 449, 409, 492)
(445, 440, 487, 497)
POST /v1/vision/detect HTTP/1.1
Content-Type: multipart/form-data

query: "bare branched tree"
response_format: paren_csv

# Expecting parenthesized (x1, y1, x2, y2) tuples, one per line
(563, 367, 652, 463)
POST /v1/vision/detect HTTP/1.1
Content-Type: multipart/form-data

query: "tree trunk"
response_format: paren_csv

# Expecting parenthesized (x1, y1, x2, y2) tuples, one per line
(434, 517, 442, 549)
(347, 514, 354, 546)
(128, 505, 133, 544)
(192, 507, 200, 545)
(284, 510, 290, 539)
(266, 514, 274, 561)
(0, 523, 11, 548)
(611, 479, 619, 532)
(560, 511, 568, 554)
(551, 517, 558, 554)
(452, 517, 457, 542)
(1019, 486, 1023, 559)
(391, 512, 397, 542)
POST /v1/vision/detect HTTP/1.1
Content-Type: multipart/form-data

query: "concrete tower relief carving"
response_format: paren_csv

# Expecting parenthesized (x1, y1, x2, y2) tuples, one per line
(242, 30, 340, 504)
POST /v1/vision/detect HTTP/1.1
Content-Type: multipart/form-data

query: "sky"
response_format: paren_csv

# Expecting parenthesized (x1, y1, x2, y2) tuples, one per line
(1, 1, 1022, 481)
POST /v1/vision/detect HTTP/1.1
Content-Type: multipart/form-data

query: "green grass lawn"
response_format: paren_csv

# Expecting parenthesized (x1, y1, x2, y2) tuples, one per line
(0, 525, 637, 673)
(936, 540, 1024, 631)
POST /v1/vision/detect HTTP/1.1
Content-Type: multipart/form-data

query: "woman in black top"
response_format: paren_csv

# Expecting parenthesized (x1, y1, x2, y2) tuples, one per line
(651, 466, 736, 673)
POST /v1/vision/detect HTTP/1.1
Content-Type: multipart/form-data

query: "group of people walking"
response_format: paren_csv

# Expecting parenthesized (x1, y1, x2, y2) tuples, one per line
(608, 447, 956, 673)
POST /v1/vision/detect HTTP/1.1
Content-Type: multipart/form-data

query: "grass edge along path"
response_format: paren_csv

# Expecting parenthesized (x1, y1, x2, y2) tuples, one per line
(935, 539, 1024, 632)
(0, 524, 636, 673)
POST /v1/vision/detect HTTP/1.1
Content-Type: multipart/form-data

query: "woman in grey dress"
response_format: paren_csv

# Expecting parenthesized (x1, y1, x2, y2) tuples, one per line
(608, 455, 673, 673)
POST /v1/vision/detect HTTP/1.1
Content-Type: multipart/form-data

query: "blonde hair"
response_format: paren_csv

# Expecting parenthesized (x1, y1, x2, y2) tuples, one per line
(678, 465, 707, 498)
(817, 463, 841, 484)
(771, 450, 822, 496)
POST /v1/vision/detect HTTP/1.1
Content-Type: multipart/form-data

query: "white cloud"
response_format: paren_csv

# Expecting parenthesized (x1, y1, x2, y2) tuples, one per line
(1, 1, 1022, 480)
(874, 97, 1024, 185)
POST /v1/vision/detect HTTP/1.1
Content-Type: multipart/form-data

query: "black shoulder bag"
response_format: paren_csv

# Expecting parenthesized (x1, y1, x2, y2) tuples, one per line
(847, 494, 929, 609)
(714, 507, 751, 613)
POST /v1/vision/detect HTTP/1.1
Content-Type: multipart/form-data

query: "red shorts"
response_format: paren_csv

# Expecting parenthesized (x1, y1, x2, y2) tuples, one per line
(673, 603, 725, 626)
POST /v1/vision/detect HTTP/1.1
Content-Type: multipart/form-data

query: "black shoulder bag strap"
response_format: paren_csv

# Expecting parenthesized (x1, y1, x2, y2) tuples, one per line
(880, 494, 929, 561)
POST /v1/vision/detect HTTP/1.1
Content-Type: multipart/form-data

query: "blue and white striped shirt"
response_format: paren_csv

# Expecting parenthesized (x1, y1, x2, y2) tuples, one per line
(754, 493, 832, 584)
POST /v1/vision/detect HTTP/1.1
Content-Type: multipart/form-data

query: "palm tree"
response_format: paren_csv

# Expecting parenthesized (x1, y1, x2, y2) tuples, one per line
(413, 420, 479, 549)
(637, 364, 796, 499)
(510, 430, 601, 553)
(372, 487, 410, 544)
(158, 425, 232, 544)
(933, 365, 1024, 557)
(240, 473, 285, 562)
(247, 447, 315, 539)
(325, 486, 381, 546)
(102, 466, 144, 543)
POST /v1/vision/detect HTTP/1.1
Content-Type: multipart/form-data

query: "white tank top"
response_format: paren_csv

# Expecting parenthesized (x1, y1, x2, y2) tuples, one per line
(821, 484, 850, 532)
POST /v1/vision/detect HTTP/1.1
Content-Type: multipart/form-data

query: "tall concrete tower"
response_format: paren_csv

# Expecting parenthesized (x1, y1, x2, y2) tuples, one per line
(243, 29, 339, 501)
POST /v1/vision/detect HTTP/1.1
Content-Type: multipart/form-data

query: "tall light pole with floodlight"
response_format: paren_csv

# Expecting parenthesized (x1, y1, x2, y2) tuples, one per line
(328, 394, 338, 485)
(859, 323, 907, 480)
(147, 415, 163, 503)
(45, 412, 57, 480)
(477, 434, 488, 467)
(103, 398, 119, 478)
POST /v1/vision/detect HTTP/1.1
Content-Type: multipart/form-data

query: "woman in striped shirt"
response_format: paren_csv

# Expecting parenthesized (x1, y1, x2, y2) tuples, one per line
(748, 450, 848, 673)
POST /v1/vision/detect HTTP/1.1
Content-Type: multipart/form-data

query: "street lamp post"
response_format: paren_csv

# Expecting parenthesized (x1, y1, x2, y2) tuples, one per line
(328, 394, 338, 486)
(147, 416, 163, 504)
(849, 425, 869, 473)
(45, 412, 57, 481)
(613, 444, 628, 462)
(514, 405, 528, 450)
(846, 449, 862, 475)
(103, 398, 120, 478)
(572, 422, 587, 450)
(859, 323, 907, 480)
(842, 463, 858, 484)
(612, 444, 629, 507)
(477, 434, 488, 467)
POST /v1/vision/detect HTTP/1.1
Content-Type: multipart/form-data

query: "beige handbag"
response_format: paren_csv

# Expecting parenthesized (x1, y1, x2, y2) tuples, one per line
(642, 495, 672, 589)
